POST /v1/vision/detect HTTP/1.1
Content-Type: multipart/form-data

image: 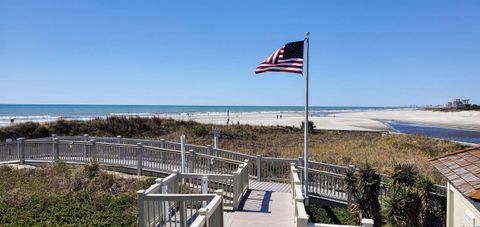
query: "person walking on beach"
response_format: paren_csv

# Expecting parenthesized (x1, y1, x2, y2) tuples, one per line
(226, 110, 230, 126)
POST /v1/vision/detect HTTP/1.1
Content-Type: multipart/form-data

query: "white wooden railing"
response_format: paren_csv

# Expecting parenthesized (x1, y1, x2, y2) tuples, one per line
(3, 135, 448, 203)
(137, 170, 227, 227)
(0, 135, 448, 227)
(290, 164, 374, 227)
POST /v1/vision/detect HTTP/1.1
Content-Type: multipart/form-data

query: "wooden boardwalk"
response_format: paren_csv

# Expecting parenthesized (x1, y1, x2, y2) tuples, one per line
(224, 180, 294, 227)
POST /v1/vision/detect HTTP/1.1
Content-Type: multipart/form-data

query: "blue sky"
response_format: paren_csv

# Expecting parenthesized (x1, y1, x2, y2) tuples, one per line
(1, 0, 479, 106)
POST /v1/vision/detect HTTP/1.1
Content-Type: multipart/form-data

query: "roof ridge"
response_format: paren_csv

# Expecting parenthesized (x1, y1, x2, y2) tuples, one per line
(430, 146, 480, 161)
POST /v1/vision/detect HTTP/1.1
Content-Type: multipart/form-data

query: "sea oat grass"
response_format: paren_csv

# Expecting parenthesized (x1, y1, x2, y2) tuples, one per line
(0, 117, 466, 183)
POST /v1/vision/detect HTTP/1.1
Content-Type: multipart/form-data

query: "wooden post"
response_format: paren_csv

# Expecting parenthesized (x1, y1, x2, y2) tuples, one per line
(17, 138, 25, 164)
(180, 135, 186, 173)
(202, 176, 208, 207)
(53, 137, 59, 162)
(117, 136, 123, 159)
(179, 200, 187, 227)
(160, 179, 170, 222)
(198, 208, 208, 226)
(347, 164, 356, 207)
(89, 139, 96, 162)
(298, 156, 304, 183)
(214, 135, 219, 149)
(296, 212, 309, 227)
(256, 155, 262, 181)
(233, 166, 241, 210)
(83, 134, 89, 158)
(214, 189, 225, 226)
(189, 149, 196, 173)
(137, 190, 145, 227)
(206, 145, 212, 170)
(160, 139, 165, 164)
(137, 143, 144, 176)
(298, 156, 303, 168)
(116, 135, 123, 144)
(361, 218, 374, 227)
(244, 160, 250, 191)
(291, 163, 297, 201)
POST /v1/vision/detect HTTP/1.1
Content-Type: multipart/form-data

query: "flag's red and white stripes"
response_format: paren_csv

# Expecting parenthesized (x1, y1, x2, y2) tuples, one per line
(255, 46, 303, 74)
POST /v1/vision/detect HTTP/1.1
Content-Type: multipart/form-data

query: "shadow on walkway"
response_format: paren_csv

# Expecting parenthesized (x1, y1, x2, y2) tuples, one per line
(237, 189, 273, 213)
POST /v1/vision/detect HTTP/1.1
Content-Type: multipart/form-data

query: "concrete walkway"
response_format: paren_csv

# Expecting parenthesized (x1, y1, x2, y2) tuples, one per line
(224, 181, 294, 227)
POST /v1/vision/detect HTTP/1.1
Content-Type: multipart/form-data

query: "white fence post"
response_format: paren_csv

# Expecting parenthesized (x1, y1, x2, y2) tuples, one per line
(116, 135, 123, 144)
(233, 166, 242, 210)
(180, 135, 186, 173)
(89, 139, 96, 162)
(137, 190, 145, 227)
(160, 179, 170, 222)
(17, 138, 25, 164)
(198, 208, 208, 226)
(202, 176, 208, 207)
(179, 200, 187, 227)
(83, 134, 89, 158)
(361, 218, 374, 227)
(298, 156, 304, 183)
(206, 145, 212, 170)
(215, 189, 225, 226)
(256, 155, 262, 181)
(160, 139, 165, 164)
(298, 156, 303, 168)
(53, 137, 59, 162)
(137, 143, 144, 176)
(189, 149, 196, 173)
(347, 164, 356, 207)
(117, 136, 123, 159)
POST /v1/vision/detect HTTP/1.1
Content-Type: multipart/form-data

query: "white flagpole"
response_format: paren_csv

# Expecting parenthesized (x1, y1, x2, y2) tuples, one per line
(304, 32, 310, 204)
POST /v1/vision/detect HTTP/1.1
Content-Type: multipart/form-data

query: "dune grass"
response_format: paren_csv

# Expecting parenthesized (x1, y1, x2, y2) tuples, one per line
(0, 117, 466, 183)
(0, 163, 154, 226)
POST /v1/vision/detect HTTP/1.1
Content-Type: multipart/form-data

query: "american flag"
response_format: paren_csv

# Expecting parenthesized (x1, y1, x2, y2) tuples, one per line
(255, 40, 304, 74)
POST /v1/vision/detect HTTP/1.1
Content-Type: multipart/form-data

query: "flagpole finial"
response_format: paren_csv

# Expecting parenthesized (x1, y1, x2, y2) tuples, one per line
(305, 32, 310, 39)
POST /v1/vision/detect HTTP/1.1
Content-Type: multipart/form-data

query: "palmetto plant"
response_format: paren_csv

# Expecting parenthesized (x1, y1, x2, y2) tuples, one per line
(415, 176, 436, 227)
(389, 164, 418, 187)
(383, 183, 421, 227)
(345, 164, 382, 227)
(383, 164, 440, 227)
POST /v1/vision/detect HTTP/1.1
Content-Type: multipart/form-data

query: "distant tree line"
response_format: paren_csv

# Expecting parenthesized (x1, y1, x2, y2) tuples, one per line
(425, 103, 480, 112)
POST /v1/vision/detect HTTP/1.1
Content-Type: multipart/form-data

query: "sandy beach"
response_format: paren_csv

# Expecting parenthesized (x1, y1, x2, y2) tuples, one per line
(163, 109, 480, 132)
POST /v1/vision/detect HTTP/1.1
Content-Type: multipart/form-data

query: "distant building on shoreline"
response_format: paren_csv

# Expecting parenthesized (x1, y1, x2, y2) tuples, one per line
(445, 98, 470, 108)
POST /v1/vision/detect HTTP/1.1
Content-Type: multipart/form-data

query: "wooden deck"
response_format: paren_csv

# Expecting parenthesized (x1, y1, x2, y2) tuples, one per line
(224, 180, 294, 227)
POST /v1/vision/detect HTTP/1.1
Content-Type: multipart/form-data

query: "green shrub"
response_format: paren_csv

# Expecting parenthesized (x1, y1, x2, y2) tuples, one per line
(307, 204, 358, 225)
(191, 125, 209, 137)
(301, 120, 316, 133)
(0, 164, 153, 226)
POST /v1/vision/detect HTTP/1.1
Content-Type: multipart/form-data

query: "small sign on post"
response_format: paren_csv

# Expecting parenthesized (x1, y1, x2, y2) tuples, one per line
(213, 128, 221, 149)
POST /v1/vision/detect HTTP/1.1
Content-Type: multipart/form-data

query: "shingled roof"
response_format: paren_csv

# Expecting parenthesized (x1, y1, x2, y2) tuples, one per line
(430, 146, 480, 200)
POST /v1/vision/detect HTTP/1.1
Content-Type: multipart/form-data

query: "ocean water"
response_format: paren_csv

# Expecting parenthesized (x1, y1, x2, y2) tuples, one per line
(0, 104, 400, 126)
(1, 104, 478, 144)
(387, 121, 480, 144)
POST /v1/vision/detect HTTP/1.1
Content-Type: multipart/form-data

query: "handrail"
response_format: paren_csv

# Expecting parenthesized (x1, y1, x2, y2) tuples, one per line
(291, 163, 374, 227)
(0, 135, 448, 201)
